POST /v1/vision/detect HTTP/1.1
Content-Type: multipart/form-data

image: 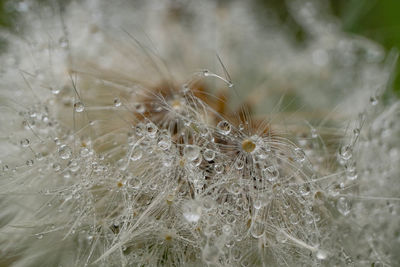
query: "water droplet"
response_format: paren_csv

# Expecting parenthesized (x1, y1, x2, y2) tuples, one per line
(2, 164, 9, 172)
(59, 37, 68, 48)
(202, 244, 219, 264)
(337, 196, 351, 216)
(222, 225, 232, 235)
(230, 183, 241, 195)
(311, 128, 318, 138)
(157, 135, 171, 150)
(80, 147, 90, 157)
(35, 234, 43, 239)
(184, 145, 200, 161)
(235, 159, 245, 170)
(203, 149, 215, 161)
(289, 214, 298, 225)
(275, 232, 287, 243)
(130, 146, 143, 161)
(145, 122, 157, 138)
(58, 145, 72, 160)
(217, 120, 231, 135)
(26, 159, 34, 166)
(345, 161, 358, 181)
(316, 249, 328, 260)
(35, 153, 44, 161)
(294, 148, 306, 162)
(299, 185, 311, 196)
(250, 221, 264, 238)
(74, 102, 84, 112)
(370, 95, 378, 106)
(134, 103, 146, 113)
(183, 200, 202, 223)
(339, 145, 352, 161)
(266, 165, 279, 182)
(20, 138, 30, 147)
(253, 199, 262, 210)
(51, 87, 60, 95)
(52, 163, 61, 172)
(113, 97, 121, 107)
(214, 164, 224, 174)
(128, 177, 142, 189)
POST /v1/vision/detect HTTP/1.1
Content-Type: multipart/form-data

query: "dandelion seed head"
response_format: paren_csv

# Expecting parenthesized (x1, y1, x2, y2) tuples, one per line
(0, 0, 399, 266)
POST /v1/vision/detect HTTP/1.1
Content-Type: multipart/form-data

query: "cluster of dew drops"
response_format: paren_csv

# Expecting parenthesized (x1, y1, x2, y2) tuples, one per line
(0, 70, 378, 266)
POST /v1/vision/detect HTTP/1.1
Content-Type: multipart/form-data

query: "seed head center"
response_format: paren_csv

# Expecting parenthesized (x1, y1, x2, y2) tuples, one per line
(242, 139, 256, 153)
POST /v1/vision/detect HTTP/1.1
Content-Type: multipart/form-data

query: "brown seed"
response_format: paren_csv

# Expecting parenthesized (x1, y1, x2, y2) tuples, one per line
(242, 139, 256, 153)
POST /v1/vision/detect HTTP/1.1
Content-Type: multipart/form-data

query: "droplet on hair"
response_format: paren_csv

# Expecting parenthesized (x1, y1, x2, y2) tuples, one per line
(337, 197, 351, 216)
(217, 120, 231, 135)
(184, 145, 200, 161)
(74, 102, 84, 112)
(203, 149, 215, 161)
(58, 145, 72, 160)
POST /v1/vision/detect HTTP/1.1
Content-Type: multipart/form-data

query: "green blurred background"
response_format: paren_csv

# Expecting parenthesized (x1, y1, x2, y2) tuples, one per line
(1, 0, 400, 95)
(333, 0, 400, 96)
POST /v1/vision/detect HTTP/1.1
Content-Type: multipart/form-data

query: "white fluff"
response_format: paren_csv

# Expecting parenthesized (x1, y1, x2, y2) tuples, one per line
(0, 0, 399, 266)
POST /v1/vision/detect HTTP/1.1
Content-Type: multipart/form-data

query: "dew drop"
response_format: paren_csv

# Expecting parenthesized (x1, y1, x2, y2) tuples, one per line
(214, 163, 224, 174)
(217, 120, 231, 135)
(58, 145, 72, 160)
(183, 200, 202, 223)
(337, 196, 351, 216)
(311, 128, 318, 138)
(289, 214, 298, 225)
(184, 145, 200, 161)
(275, 232, 287, 243)
(145, 122, 158, 138)
(316, 249, 328, 260)
(253, 199, 262, 210)
(52, 163, 61, 172)
(203, 149, 215, 161)
(294, 147, 306, 162)
(135, 103, 146, 113)
(35, 234, 43, 240)
(266, 165, 279, 182)
(80, 147, 90, 157)
(130, 146, 143, 161)
(157, 135, 171, 150)
(230, 183, 241, 195)
(235, 159, 245, 170)
(345, 161, 358, 181)
(222, 225, 232, 235)
(35, 153, 44, 161)
(59, 36, 68, 48)
(26, 159, 34, 166)
(74, 102, 84, 112)
(202, 244, 219, 264)
(2, 164, 9, 172)
(113, 97, 121, 107)
(250, 221, 264, 238)
(51, 87, 61, 95)
(20, 138, 30, 147)
(370, 95, 378, 106)
(339, 145, 352, 161)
